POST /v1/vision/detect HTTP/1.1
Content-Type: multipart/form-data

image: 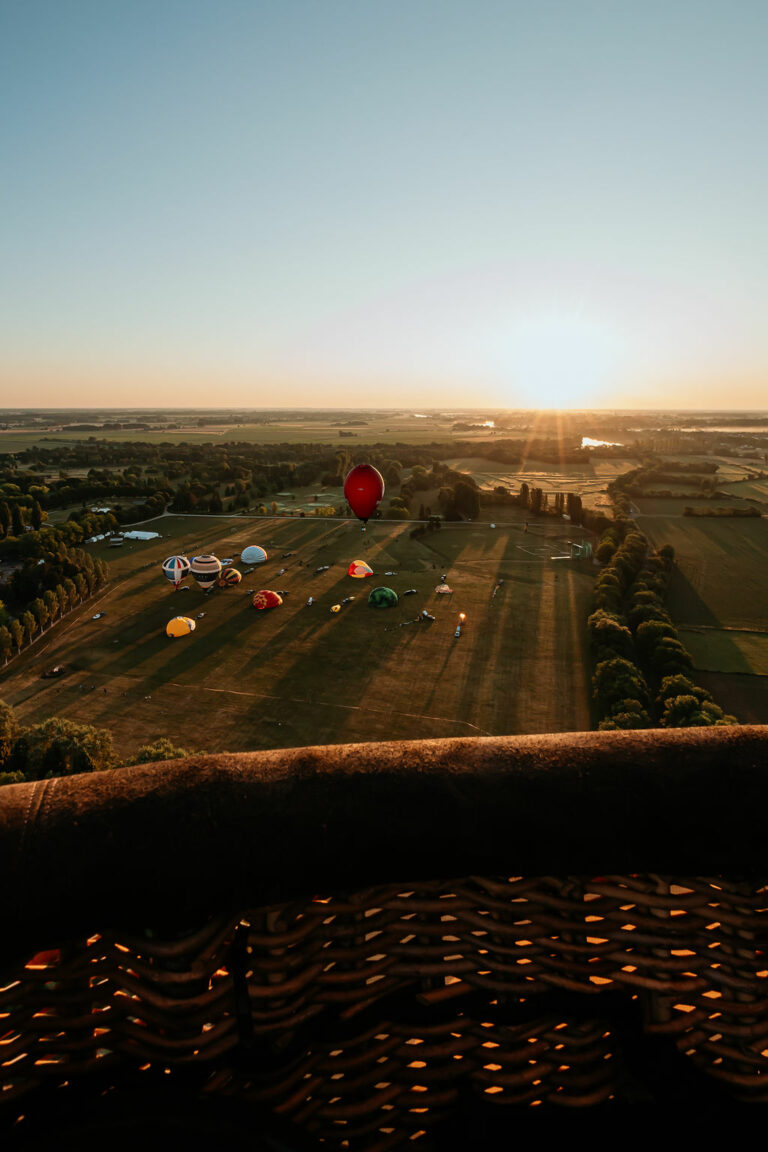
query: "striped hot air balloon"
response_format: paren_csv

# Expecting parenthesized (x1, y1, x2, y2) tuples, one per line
(190, 554, 222, 590)
(162, 555, 190, 589)
(252, 589, 283, 610)
(241, 545, 267, 565)
(166, 616, 196, 638)
(218, 567, 242, 587)
(347, 560, 373, 578)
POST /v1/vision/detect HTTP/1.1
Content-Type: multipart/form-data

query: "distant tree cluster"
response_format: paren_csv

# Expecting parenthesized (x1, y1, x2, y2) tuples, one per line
(683, 506, 761, 518)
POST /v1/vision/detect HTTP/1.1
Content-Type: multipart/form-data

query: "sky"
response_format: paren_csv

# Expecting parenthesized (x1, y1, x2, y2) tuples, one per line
(1, 0, 767, 410)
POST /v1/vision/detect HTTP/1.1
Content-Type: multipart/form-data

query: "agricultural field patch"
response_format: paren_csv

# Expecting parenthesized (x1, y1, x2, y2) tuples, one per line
(633, 496, 746, 516)
(639, 515, 768, 631)
(0, 517, 595, 760)
(711, 455, 768, 481)
(720, 478, 768, 505)
(678, 628, 768, 676)
(694, 672, 768, 725)
(444, 455, 636, 508)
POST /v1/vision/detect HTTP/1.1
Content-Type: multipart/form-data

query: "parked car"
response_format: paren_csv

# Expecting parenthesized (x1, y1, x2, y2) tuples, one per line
(42, 665, 67, 679)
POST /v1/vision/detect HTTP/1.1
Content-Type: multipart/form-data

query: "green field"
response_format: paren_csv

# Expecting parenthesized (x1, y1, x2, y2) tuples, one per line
(0, 515, 595, 760)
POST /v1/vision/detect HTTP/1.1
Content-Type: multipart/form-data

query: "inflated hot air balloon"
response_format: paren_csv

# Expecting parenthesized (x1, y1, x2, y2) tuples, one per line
(241, 545, 267, 565)
(347, 560, 373, 579)
(252, 589, 283, 610)
(344, 464, 384, 528)
(166, 616, 196, 638)
(162, 555, 190, 590)
(189, 554, 222, 590)
(368, 586, 398, 608)
(218, 567, 242, 587)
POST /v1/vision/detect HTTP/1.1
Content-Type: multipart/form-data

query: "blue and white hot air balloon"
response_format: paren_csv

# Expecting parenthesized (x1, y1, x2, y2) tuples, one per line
(241, 545, 267, 566)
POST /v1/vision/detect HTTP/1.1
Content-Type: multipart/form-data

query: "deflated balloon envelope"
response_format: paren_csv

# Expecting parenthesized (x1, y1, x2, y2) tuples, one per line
(252, 589, 283, 610)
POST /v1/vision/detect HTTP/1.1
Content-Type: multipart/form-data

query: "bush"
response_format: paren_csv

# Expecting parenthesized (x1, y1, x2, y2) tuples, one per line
(133, 738, 192, 763)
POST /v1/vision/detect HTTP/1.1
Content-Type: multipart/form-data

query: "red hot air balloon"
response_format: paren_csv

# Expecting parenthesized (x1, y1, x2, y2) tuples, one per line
(252, 589, 283, 610)
(344, 464, 385, 528)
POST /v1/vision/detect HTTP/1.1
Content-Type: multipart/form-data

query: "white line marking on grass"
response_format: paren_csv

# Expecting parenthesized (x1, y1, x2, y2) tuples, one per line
(165, 680, 493, 736)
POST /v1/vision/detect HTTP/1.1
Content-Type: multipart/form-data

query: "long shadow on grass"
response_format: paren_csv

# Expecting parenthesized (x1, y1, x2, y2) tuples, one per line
(141, 600, 259, 688)
(243, 566, 444, 737)
(665, 570, 722, 628)
(669, 575, 755, 676)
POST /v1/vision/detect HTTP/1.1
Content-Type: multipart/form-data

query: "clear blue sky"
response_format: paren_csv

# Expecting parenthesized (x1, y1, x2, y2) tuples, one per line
(1, 0, 766, 409)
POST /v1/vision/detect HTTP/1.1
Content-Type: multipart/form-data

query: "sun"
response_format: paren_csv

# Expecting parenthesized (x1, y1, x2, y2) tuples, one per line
(505, 307, 623, 409)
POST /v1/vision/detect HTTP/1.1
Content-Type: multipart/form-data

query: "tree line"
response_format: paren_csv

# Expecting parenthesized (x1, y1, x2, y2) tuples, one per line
(0, 701, 191, 787)
(589, 521, 737, 730)
(0, 521, 110, 663)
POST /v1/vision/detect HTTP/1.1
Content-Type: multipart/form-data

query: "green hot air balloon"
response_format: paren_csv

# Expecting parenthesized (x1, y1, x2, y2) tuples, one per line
(368, 586, 399, 609)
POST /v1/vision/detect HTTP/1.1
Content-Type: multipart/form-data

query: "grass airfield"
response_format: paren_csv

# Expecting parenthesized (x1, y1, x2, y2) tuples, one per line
(1, 514, 595, 760)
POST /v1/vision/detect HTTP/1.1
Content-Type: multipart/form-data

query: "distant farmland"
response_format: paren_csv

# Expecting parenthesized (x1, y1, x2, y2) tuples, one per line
(0, 515, 595, 760)
(444, 456, 635, 509)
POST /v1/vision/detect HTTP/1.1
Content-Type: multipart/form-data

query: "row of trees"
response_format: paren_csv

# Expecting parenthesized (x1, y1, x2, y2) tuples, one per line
(0, 514, 111, 666)
(683, 506, 762, 518)
(0, 702, 192, 787)
(589, 521, 737, 729)
(0, 559, 108, 662)
(0, 498, 46, 537)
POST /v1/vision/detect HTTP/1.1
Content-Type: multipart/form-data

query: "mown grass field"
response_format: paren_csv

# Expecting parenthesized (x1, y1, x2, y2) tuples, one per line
(0, 514, 595, 760)
(639, 513, 768, 722)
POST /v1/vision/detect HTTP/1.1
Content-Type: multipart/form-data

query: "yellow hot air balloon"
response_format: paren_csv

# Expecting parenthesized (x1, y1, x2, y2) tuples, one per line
(166, 616, 196, 638)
